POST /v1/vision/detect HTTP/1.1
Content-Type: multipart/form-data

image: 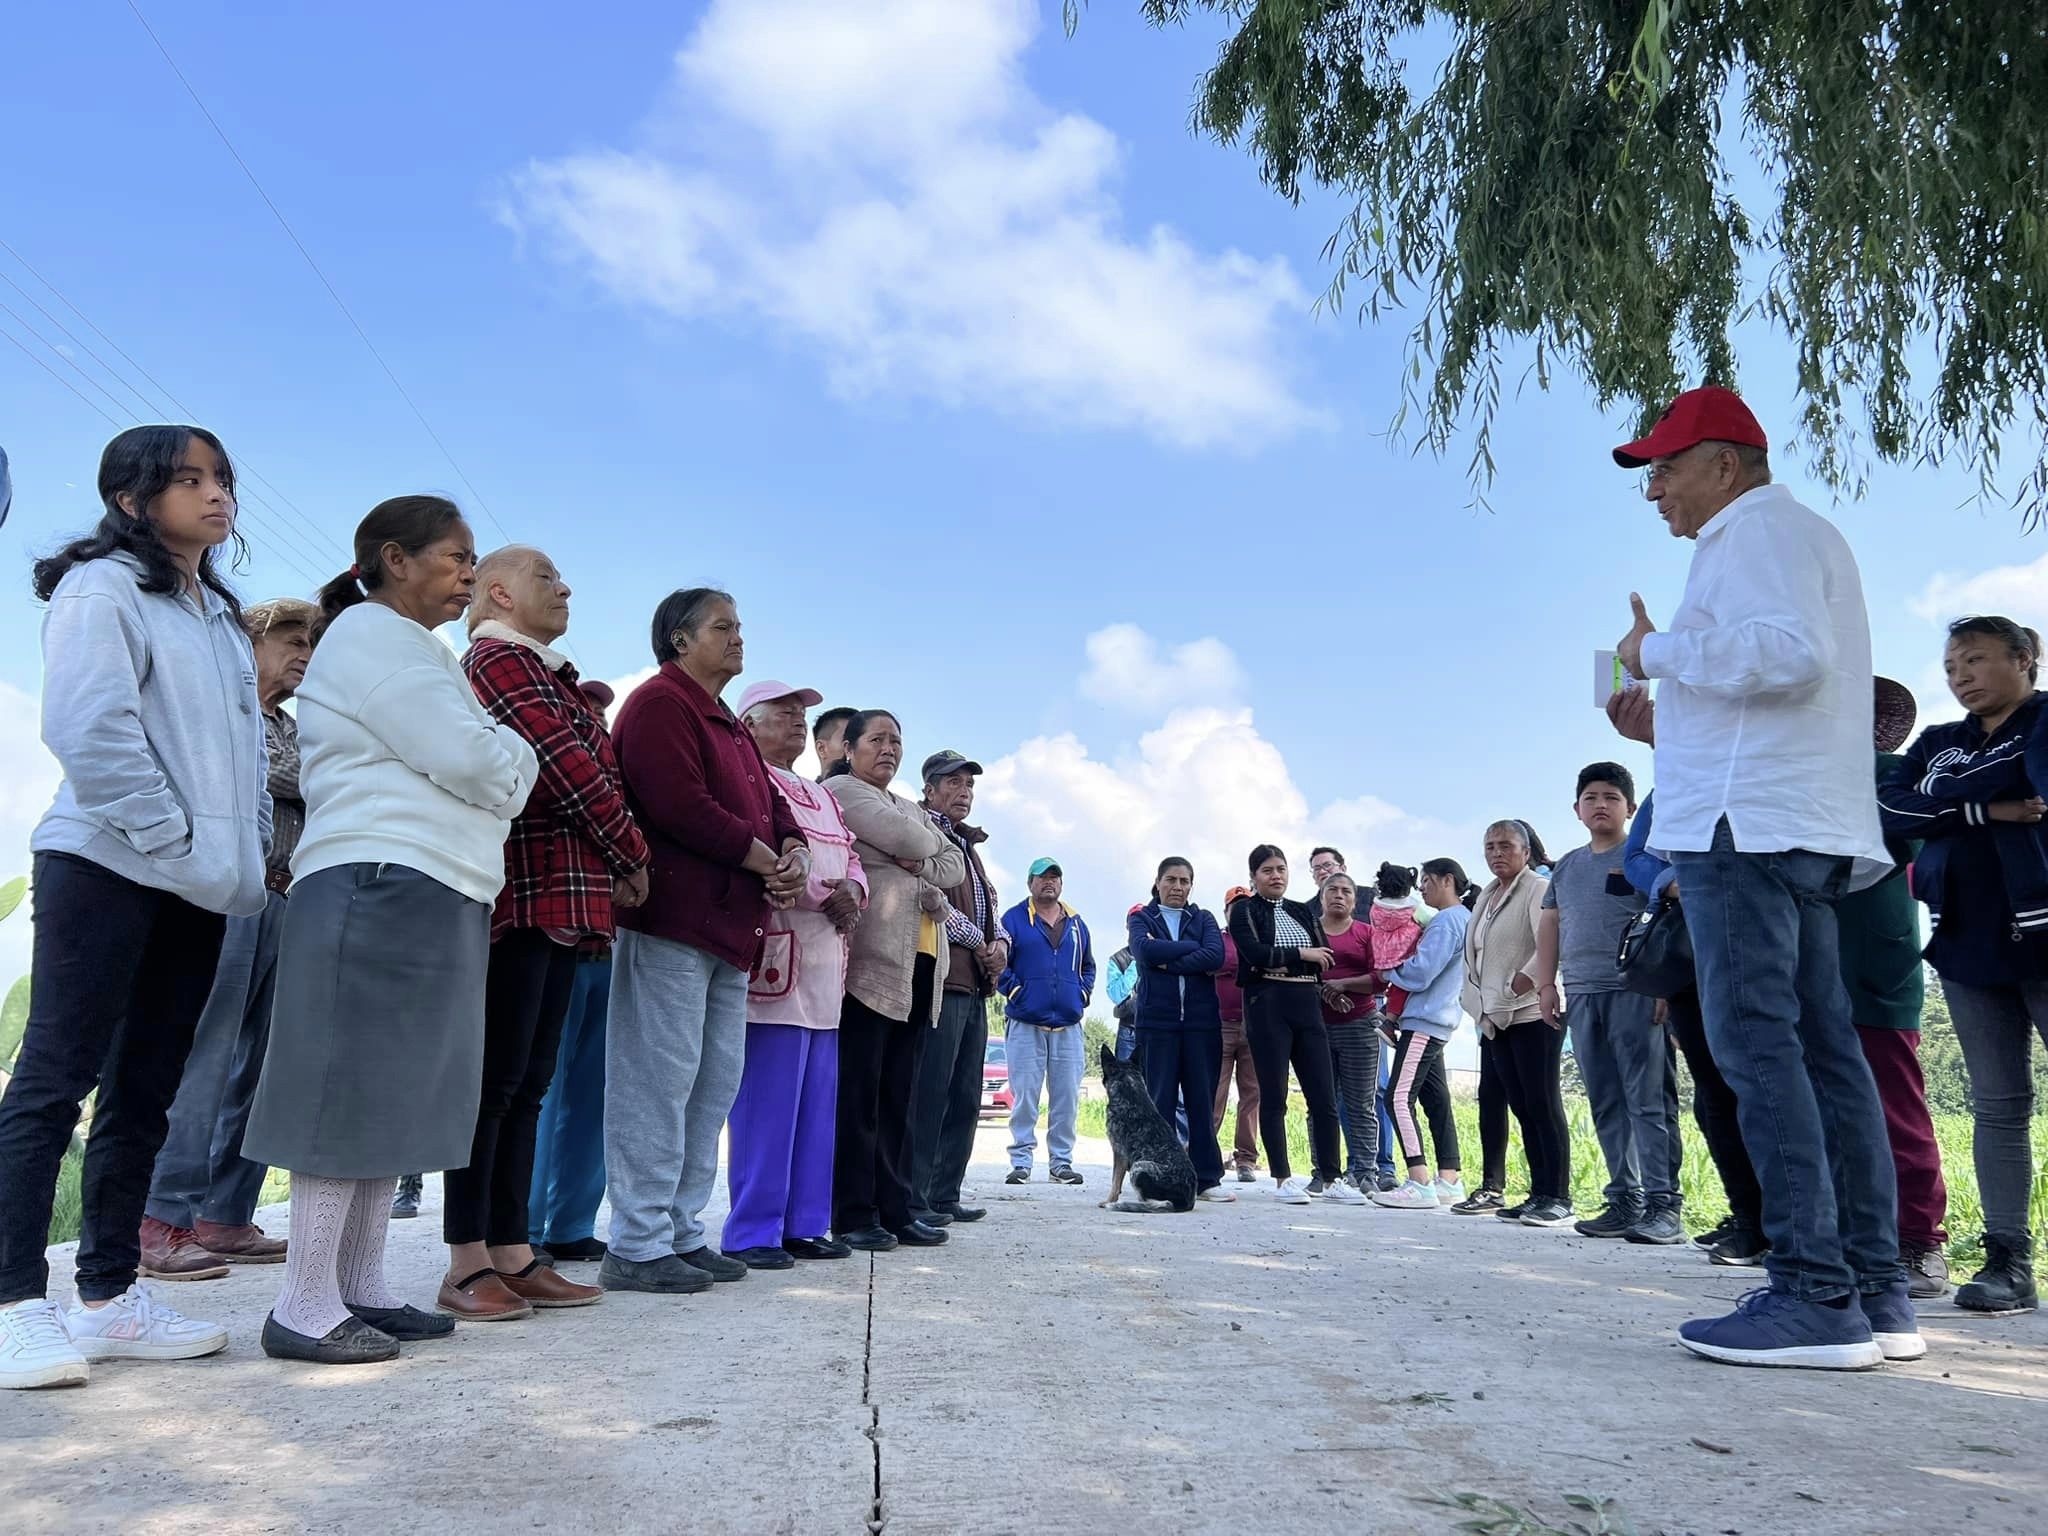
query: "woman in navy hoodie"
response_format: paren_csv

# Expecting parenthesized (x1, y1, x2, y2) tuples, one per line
(1127, 858, 1232, 1201)
(1881, 615, 2048, 1314)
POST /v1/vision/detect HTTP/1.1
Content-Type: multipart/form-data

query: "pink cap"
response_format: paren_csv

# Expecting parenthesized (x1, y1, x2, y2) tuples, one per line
(735, 679, 825, 717)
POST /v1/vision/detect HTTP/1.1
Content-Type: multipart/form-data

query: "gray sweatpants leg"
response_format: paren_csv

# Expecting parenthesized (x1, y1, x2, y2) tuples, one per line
(1570, 991, 1644, 1213)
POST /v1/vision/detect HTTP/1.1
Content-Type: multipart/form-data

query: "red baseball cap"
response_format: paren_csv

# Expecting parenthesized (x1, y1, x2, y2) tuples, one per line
(1612, 386, 1767, 468)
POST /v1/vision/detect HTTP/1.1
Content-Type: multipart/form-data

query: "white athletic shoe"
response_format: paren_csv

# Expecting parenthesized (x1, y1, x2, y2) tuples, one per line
(1318, 1179, 1369, 1206)
(1274, 1177, 1314, 1206)
(1432, 1178, 1466, 1206)
(1373, 1179, 1441, 1209)
(0, 1298, 89, 1390)
(66, 1282, 228, 1363)
(1197, 1185, 1238, 1203)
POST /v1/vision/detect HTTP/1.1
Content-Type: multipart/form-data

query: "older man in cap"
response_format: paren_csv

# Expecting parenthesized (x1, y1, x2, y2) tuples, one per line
(1610, 385, 1913, 1369)
(726, 679, 869, 1266)
(905, 750, 1007, 1228)
(998, 858, 1095, 1186)
(138, 598, 320, 1278)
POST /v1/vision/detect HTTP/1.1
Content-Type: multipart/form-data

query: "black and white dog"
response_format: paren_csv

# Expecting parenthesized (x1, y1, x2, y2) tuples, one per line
(1097, 1044, 1197, 1213)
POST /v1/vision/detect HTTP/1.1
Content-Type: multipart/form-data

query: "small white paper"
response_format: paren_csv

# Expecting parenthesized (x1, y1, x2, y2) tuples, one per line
(1595, 649, 1640, 707)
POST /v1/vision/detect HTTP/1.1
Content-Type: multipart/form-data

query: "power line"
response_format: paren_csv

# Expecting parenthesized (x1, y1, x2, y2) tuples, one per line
(123, 0, 515, 548)
(0, 318, 124, 429)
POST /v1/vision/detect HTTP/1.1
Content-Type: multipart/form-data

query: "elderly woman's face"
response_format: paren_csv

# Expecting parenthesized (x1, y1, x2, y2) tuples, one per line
(1946, 633, 2034, 718)
(1321, 877, 1356, 922)
(678, 599, 744, 684)
(850, 715, 903, 788)
(1483, 827, 1530, 881)
(1253, 854, 1288, 899)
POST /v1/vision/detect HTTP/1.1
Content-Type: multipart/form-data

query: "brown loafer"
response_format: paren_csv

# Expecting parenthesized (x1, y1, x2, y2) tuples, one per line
(193, 1219, 288, 1263)
(138, 1216, 230, 1281)
(436, 1268, 534, 1322)
(497, 1260, 602, 1309)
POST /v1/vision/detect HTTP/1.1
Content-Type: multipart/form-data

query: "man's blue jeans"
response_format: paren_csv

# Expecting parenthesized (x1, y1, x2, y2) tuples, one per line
(1007, 1023, 1082, 1170)
(1671, 822, 1900, 1300)
(529, 953, 612, 1246)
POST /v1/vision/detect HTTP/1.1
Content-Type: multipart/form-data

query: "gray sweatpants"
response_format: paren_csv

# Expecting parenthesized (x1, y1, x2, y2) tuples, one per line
(1568, 988, 1678, 1209)
(605, 929, 749, 1262)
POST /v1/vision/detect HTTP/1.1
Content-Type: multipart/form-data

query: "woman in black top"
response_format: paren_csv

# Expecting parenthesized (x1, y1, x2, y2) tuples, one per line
(1881, 615, 2048, 1314)
(1228, 845, 1360, 1206)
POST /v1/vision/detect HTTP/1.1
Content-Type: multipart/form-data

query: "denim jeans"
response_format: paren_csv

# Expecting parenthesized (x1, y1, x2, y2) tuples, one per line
(1568, 988, 1677, 1210)
(146, 892, 286, 1230)
(1672, 821, 1901, 1299)
(1939, 978, 2048, 1245)
(1006, 1023, 1082, 1169)
(529, 953, 612, 1246)
(1375, 1051, 1398, 1183)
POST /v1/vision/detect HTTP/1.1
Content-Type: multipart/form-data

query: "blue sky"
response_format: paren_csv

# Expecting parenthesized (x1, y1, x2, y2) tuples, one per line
(4, 0, 2046, 1034)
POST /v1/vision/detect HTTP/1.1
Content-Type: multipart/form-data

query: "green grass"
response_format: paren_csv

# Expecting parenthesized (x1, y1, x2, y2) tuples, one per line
(1075, 1091, 2047, 1265)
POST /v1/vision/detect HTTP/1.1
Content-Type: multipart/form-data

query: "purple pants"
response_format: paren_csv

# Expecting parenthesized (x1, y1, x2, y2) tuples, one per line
(723, 1023, 838, 1250)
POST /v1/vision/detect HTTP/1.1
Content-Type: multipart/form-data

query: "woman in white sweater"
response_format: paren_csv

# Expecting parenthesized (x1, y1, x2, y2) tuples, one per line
(244, 496, 536, 1366)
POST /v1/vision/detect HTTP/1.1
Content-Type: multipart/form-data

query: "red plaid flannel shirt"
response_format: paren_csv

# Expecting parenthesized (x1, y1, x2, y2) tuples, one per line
(464, 637, 649, 943)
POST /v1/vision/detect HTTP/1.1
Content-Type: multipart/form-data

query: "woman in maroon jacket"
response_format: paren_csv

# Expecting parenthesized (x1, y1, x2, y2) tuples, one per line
(598, 588, 808, 1298)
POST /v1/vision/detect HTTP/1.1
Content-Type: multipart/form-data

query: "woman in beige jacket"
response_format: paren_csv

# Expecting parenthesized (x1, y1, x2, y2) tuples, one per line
(1462, 820, 1574, 1227)
(824, 710, 966, 1252)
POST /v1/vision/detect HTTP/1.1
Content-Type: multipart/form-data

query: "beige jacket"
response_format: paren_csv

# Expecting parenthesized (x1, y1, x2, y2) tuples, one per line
(1461, 867, 1550, 1037)
(827, 775, 967, 1024)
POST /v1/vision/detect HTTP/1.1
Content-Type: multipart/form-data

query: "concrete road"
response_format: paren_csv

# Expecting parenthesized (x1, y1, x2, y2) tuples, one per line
(7, 1127, 2045, 1535)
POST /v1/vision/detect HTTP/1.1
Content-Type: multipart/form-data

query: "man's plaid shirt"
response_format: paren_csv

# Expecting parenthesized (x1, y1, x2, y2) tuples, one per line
(464, 635, 648, 942)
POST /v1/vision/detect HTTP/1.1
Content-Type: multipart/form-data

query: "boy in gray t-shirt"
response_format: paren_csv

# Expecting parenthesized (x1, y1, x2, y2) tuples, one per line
(1533, 762, 1684, 1244)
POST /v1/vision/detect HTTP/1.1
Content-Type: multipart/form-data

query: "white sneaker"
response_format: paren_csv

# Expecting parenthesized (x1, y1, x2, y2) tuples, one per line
(66, 1282, 228, 1363)
(1319, 1179, 1369, 1206)
(0, 1298, 90, 1389)
(1433, 1178, 1466, 1206)
(1373, 1179, 1441, 1209)
(1274, 1177, 1313, 1206)
(1196, 1185, 1238, 1203)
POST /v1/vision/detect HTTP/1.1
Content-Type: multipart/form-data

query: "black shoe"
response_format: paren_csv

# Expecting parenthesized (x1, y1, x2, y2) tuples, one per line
(1902, 1244, 1951, 1300)
(1955, 1236, 2038, 1313)
(1049, 1165, 1084, 1186)
(1376, 1173, 1400, 1194)
(1708, 1226, 1770, 1267)
(1449, 1189, 1505, 1215)
(934, 1203, 986, 1223)
(1005, 1167, 1030, 1185)
(346, 1302, 456, 1340)
(839, 1226, 899, 1252)
(546, 1236, 609, 1263)
(1574, 1203, 1643, 1239)
(891, 1221, 949, 1247)
(783, 1235, 853, 1261)
(1625, 1207, 1687, 1245)
(1693, 1217, 1734, 1250)
(1519, 1198, 1576, 1228)
(389, 1175, 422, 1220)
(676, 1245, 749, 1283)
(910, 1208, 954, 1227)
(262, 1313, 399, 1364)
(1495, 1200, 1531, 1222)
(723, 1245, 797, 1271)
(598, 1252, 712, 1294)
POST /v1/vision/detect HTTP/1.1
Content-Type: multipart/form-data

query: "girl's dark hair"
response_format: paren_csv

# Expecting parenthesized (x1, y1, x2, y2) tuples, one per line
(823, 708, 901, 780)
(317, 495, 466, 620)
(1247, 843, 1286, 878)
(1150, 856, 1194, 903)
(32, 425, 245, 618)
(1375, 861, 1418, 900)
(1421, 856, 1477, 908)
(1517, 820, 1555, 871)
(650, 586, 737, 664)
(1949, 615, 2043, 686)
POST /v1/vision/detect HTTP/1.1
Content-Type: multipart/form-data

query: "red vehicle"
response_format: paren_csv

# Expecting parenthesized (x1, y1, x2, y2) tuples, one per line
(980, 1033, 1012, 1118)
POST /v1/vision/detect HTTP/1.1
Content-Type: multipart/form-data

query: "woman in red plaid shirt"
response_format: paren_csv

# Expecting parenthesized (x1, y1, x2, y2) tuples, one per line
(441, 546, 650, 1321)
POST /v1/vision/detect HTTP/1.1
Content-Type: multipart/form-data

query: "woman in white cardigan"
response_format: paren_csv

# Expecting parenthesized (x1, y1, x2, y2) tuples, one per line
(1462, 820, 1573, 1227)
(244, 496, 536, 1366)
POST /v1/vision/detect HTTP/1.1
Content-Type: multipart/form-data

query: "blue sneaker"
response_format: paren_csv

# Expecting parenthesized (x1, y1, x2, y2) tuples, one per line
(1678, 1286, 1884, 1370)
(1860, 1279, 1928, 1362)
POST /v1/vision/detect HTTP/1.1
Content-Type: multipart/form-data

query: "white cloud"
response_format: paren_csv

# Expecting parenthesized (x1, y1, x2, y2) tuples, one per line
(1909, 549, 2048, 625)
(1078, 623, 1246, 713)
(502, 0, 1322, 448)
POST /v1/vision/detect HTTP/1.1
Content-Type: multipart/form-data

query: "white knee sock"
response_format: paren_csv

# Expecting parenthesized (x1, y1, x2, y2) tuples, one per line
(272, 1174, 354, 1338)
(336, 1177, 403, 1310)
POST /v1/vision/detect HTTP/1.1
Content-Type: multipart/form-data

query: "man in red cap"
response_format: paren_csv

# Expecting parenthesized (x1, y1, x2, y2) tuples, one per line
(1608, 386, 1917, 1369)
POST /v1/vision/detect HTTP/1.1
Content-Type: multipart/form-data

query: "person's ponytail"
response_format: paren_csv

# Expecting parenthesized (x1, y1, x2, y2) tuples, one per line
(322, 495, 464, 624)
(316, 564, 367, 621)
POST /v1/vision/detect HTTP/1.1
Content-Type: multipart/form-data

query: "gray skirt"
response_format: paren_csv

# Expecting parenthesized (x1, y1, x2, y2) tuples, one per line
(243, 861, 489, 1179)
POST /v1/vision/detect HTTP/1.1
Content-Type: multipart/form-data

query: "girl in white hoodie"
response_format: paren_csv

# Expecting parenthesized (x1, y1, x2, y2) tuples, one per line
(1, 426, 267, 1392)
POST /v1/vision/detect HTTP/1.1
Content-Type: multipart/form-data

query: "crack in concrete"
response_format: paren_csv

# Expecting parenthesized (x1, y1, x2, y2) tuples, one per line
(862, 1252, 883, 1533)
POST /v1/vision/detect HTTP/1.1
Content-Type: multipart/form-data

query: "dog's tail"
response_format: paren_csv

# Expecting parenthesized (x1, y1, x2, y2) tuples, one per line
(1129, 1160, 1170, 1193)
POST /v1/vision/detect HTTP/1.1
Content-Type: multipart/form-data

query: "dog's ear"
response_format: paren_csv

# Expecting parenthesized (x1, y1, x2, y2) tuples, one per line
(1100, 1042, 1115, 1074)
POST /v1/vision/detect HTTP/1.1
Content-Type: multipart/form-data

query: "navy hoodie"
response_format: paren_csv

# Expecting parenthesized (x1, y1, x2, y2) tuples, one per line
(1126, 900, 1226, 1031)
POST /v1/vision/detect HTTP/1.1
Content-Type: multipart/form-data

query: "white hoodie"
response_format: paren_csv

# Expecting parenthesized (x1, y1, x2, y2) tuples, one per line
(291, 602, 538, 905)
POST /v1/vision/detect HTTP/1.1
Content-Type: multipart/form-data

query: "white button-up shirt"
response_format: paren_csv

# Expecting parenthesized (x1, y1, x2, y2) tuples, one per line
(1638, 482, 1890, 886)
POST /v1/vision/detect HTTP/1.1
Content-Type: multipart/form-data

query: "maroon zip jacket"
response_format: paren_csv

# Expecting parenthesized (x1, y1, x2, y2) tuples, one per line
(610, 664, 804, 973)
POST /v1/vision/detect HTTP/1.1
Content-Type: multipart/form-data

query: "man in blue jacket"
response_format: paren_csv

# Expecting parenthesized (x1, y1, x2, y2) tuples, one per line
(999, 858, 1095, 1187)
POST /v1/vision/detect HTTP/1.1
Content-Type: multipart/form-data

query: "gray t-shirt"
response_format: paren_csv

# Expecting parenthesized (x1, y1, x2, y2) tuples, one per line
(1542, 844, 1646, 994)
